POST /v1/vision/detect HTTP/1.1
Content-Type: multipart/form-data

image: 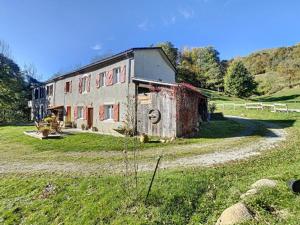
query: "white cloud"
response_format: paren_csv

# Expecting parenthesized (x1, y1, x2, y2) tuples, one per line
(137, 19, 149, 31)
(162, 16, 176, 26)
(178, 7, 195, 19)
(91, 44, 102, 51)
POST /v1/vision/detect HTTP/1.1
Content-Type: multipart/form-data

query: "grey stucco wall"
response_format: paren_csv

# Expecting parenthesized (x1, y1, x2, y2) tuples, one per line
(52, 58, 135, 135)
(134, 49, 176, 83)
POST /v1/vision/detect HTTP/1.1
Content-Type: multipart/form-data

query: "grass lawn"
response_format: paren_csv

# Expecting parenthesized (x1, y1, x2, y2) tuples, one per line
(203, 86, 300, 110)
(255, 87, 300, 109)
(2, 86, 300, 224)
(1, 110, 300, 224)
(0, 117, 244, 153)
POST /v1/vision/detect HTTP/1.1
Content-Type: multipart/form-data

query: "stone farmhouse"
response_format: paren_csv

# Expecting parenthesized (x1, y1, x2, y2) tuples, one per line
(29, 47, 208, 137)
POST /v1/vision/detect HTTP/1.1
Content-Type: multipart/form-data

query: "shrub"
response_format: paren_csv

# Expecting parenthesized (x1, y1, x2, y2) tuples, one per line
(208, 102, 217, 114)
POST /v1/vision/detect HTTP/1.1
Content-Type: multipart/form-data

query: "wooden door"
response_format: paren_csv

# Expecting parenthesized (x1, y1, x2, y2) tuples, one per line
(87, 108, 93, 128)
(66, 106, 71, 122)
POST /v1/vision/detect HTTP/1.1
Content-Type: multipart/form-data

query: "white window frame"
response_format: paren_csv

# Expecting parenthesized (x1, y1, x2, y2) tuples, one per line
(100, 72, 106, 87)
(77, 106, 84, 119)
(47, 84, 53, 96)
(81, 75, 88, 93)
(104, 105, 113, 120)
(113, 67, 121, 84)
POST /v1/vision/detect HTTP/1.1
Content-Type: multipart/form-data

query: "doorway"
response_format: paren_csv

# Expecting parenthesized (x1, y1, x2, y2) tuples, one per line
(87, 108, 93, 129)
(66, 106, 71, 122)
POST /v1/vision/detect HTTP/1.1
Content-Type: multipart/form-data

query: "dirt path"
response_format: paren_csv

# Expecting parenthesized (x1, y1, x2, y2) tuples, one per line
(0, 116, 287, 174)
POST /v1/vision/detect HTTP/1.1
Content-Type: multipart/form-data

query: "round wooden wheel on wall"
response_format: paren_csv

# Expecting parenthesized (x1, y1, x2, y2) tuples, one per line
(148, 109, 161, 124)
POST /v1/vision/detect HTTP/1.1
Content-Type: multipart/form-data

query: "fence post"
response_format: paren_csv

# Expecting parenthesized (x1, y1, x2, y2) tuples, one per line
(145, 155, 162, 203)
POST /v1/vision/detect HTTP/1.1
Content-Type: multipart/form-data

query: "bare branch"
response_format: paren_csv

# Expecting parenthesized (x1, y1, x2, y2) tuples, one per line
(0, 40, 11, 57)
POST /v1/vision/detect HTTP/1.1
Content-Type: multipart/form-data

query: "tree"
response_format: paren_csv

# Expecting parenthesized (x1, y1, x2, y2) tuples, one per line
(0, 41, 31, 122)
(178, 46, 224, 89)
(0, 40, 11, 57)
(224, 61, 257, 98)
(156, 41, 178, 66)
(197, 46, 224, 90)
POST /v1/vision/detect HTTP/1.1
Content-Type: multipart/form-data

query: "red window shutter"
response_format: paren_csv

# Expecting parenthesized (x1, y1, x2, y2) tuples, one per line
(113, 103, 119, 122)
(74, 106, 77, 119)
(99, 105, 105, 121)
(87, 75, 91, 92)
(105, 71, 109, 86)
(120, 65, 126, 83)
(96, 74, 100, 88)
(106, 70, 113, 86)
(79, 78, 82, 94)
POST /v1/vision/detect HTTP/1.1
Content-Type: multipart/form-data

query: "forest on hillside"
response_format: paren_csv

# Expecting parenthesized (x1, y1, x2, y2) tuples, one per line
(158, 42, 300, 95)
(239, 43, 300, 94)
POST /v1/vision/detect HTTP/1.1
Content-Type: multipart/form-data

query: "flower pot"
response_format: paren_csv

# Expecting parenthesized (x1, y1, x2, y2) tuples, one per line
(42, 129, 50, 137)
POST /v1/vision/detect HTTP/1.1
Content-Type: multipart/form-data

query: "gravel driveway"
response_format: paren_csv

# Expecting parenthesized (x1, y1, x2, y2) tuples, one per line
(0, 116, 287, 174)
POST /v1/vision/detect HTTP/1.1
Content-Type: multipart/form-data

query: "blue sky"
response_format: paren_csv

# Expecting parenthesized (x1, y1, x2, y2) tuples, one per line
(1, 0, 300, 80)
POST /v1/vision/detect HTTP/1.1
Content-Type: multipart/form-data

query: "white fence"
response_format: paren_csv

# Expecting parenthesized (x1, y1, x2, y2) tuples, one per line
(217, 102, 300, 113)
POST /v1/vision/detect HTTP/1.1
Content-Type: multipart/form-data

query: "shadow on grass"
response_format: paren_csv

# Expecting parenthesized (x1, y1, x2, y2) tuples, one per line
(258, 94, 300, 102)
(193, 113, 295, 139)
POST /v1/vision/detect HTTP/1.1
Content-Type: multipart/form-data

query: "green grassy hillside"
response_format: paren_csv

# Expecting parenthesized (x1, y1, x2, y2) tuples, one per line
(202, 87, 300, 109)
(237, 43, 300, 94)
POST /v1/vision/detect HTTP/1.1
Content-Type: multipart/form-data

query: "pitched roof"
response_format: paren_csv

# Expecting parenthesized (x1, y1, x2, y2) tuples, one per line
(46, 47, 176, 83)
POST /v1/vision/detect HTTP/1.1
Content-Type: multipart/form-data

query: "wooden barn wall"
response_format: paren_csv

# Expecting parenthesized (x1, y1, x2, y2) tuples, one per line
(137, 89, 176, 137)
(175, 88, 203, 137)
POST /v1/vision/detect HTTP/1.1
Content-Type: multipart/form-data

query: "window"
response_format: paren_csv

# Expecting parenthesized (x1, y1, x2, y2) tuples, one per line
(100, 72, 106, 87)
(47, 84, 53, 96)
(34, 89, 39, 99)
(77, 106, 84, 119)
(82, 77, 87, 92)
(113, 67, 121, 84)
(39, 87, 45, 98)
(40, 105, 44, 119)
(104, 105, 113, 120)
(65, 81, 71, 93)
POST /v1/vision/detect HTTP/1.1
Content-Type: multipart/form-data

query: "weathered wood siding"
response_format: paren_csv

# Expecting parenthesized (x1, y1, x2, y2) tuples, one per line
(137, 89, 176, 137)
(175, 87, 208, 137)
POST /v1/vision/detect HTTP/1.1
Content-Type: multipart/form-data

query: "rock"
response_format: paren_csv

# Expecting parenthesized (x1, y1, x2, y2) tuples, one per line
(251, 179, 277, 190)
(139, 133, 149, 143)
(40, 183, 56, 199)
(240, 188, 258, 199)
(216, 202, 253, 225)
(275, 209, 290, 220)
(170, 137, 176, 142)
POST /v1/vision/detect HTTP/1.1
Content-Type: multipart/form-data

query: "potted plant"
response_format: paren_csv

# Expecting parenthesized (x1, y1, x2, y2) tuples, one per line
(43, 116, 53, 124)
(40, 126, 51, 137)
